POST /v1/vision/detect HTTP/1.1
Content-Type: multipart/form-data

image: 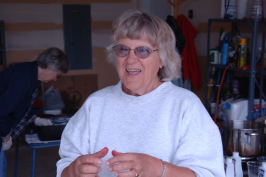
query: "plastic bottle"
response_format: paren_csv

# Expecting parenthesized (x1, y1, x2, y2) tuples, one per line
(228, 37, 237, 64)
(251, 0, 263, 19)
(258, 162, 266, 177)
(223, 0, 237, 19)
(238, 38, 248, 67)
(232, 152, 243, 177)
(237, 0, 248, 19)
(221, 37, 229, 65)
(225, 157, 235, 177)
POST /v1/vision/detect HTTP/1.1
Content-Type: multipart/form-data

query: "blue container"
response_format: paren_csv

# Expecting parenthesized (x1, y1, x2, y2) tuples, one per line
(221, 37, 229, 65)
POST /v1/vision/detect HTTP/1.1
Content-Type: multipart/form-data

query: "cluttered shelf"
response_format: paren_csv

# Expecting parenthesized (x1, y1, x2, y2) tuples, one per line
(212, 1, 266, 176)
(205, 17, 266, 122)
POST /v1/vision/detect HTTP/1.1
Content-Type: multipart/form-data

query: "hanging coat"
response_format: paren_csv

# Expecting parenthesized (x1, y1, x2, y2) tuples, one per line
(176, 14, 202, 90)
(165, 15, 185, 55)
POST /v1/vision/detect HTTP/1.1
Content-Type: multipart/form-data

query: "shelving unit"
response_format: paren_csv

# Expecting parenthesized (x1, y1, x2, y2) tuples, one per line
(0, 20, 6, 69)
(205, 18, 266, 120)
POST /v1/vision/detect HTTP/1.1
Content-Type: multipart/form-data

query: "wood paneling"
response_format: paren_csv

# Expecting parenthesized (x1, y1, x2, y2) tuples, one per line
(91, 21, 113, 31)
(6, 49, 51, 65)
(5, 23, 63, 31)
(197, 21, 265, 33)
(0, 0, 130, 3)
(193, 55, 207, 105)
(4, 21, 113, 32)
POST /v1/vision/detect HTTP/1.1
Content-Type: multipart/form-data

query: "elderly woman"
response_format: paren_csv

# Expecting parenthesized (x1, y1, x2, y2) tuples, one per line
(57, 10, 225, 177)
(0, 47, 69, 176)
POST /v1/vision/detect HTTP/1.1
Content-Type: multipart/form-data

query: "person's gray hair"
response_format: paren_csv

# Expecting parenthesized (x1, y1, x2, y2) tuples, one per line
(106, 9, 181, 81)
(36, 47, 70, 74)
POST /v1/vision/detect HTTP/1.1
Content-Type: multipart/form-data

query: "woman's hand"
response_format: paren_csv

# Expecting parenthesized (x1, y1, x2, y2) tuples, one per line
(106, 150, 163, 177)
(2, 136, 12, 151)
(61, 147, 109, 177)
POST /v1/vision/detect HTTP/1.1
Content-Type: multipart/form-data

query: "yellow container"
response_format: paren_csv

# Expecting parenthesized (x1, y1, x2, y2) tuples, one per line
(239, 38, 248, 45)
(238, 38, 248, 67)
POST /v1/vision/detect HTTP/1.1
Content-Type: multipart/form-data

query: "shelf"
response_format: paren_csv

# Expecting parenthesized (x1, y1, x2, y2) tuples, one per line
(205, 18, 266, 121)
(207, 18, 266, 36)
(209, 64, 266, 74)
(209, 18, 265, 23)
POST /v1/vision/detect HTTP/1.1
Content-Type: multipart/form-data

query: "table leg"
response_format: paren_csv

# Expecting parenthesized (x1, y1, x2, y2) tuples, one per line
(31, 149, 36, 177)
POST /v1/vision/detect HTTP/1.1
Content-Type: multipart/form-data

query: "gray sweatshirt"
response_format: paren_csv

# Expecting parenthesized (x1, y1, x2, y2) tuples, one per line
(57, 81, 225, 177)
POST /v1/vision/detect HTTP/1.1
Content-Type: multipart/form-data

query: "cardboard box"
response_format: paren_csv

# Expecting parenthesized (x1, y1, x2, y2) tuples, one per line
(43, 74, 98, 111)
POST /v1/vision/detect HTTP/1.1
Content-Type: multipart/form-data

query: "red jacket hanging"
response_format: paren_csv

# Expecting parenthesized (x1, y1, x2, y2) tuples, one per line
(176, 14, 201, 90)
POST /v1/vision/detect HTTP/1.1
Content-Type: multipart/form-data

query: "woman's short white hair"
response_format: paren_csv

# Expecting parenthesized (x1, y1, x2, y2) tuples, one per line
(106, 9, 181, 81)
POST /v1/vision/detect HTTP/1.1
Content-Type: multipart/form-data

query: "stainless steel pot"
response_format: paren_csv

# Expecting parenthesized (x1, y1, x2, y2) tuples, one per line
(220, 120, 265, 157)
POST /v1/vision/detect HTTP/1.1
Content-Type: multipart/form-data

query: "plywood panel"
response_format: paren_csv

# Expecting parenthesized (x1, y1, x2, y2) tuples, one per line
(0, 3, 63, 24)
(5, 28, 111, 51)
(4, 21, 112, 32)
(91, 21, 113, 31)
(6, 49, 46, 66)
(193, 55, 207, 105)
(5, 23, 63, 31)
(197, 21, 265, 33)
(6, 30, 64, 51)
(0, 2, 136, 23)
(0, 0, 130, 3)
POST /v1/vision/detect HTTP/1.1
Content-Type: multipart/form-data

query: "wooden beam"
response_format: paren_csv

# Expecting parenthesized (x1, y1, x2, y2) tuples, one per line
(4, 21, 113, 32)
(0, 0, 130, 3)
(167, 0, 187, 18)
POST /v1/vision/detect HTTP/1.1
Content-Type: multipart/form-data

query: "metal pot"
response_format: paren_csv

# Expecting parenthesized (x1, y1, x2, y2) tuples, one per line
(220, 120, 265, 157)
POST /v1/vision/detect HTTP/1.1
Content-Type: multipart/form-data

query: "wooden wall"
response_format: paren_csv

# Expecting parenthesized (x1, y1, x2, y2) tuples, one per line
(0, 0, 134, 90)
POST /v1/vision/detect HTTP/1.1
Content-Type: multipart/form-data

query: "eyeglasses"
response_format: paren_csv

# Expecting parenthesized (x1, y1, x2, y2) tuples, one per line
(112, 45, 158, 59)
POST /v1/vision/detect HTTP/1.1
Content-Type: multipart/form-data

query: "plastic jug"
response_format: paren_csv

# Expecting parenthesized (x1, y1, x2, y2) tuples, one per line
(232, 152, 243, 177)
(225, 157, 234, 177)
(251, 0, 263, 19)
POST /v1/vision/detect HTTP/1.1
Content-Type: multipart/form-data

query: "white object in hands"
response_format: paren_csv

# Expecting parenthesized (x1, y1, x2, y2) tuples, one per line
(35, 117, 53, 126)
(2, 136, 12, 151)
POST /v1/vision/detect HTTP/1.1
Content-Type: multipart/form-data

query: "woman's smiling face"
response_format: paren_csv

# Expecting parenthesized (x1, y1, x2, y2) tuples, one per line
(116, 38, 163, 96)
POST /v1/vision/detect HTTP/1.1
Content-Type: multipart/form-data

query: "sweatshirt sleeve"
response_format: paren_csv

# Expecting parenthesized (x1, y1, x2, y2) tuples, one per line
(56, 101, 91, 177)
(173, 96, 225, 177)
